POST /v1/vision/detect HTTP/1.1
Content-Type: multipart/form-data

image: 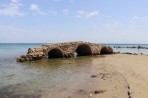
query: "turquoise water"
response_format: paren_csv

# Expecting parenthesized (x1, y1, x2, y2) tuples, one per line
(0, 43, 148, 97)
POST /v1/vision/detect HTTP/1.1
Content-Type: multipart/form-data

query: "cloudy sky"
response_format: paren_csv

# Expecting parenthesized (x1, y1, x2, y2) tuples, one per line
(0, 0, 148, 43)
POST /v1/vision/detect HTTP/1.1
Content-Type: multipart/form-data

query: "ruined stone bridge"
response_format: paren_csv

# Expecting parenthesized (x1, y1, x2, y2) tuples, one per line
(16, 41, 113, 62)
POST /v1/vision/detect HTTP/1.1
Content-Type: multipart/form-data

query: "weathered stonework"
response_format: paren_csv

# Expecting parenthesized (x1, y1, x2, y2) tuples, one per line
(16, 41, 113, 62)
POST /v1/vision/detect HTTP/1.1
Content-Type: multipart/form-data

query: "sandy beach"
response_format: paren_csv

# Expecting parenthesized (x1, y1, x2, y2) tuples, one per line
(41, 54, 148, 98)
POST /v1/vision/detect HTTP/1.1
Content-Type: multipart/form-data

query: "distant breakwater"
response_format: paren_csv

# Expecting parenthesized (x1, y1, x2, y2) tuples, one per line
(114, 46, 148, 49)
(114, 51, 145, 56)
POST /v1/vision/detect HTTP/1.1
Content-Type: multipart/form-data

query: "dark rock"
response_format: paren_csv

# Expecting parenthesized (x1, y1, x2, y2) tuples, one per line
(133, 53, 138, 55)
(91, 75, 97, 78)
(76, 89, 87, 95)
(94, 90, 105, 94)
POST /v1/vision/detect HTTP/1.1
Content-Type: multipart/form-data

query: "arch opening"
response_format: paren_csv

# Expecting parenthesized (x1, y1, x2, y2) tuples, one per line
(48, 49, 63, 59)
(100, 46, 113, 54)
(100, 47, 108, 54)
(76, 44, 92, 56)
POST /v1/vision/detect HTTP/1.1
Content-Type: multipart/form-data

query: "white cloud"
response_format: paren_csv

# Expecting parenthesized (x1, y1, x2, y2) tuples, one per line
(30, 4, 57, 15)
(30, 4, 40, 11)
(132, 16, 148, 22)
(0, 0, 25, 17)
(30, 4, 47, 15)
(76, 10, 100, 19)
(63, 9, 69, 16)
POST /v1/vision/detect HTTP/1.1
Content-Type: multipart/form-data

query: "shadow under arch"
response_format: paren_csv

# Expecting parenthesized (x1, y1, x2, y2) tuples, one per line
(100, 46, 113, 54)
(100, 47, 108, 54)
(48, 48, 63, 59)
(76, 44, 92, 56)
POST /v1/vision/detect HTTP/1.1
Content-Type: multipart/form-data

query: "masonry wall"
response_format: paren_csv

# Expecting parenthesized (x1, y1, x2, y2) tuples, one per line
(16, 41, 113, 62)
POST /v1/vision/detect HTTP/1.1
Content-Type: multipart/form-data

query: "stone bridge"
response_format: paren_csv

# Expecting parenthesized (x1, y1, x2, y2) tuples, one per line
(16, 41, 113, 62)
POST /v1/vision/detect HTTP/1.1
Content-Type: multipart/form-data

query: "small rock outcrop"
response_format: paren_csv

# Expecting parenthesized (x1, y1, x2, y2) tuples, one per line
(16, 41, 113, 62)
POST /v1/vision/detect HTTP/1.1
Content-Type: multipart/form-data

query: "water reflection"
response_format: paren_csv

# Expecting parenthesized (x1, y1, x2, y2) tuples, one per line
(0, 56, 97, 98)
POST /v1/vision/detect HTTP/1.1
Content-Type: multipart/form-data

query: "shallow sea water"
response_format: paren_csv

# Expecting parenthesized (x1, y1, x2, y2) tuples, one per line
(0, 57, 98, 98)
(0, 43, 98, 97)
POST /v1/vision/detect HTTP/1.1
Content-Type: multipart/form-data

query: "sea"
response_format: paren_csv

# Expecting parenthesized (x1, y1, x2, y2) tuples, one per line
(108, 44, 148, 54)
(0, 43, 148, 97)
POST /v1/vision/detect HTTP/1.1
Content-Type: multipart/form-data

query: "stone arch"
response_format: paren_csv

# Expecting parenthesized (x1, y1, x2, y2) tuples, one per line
(75, 44, 92, 56)
(100, 46, 113, 54)
(48, 48, 63, 58)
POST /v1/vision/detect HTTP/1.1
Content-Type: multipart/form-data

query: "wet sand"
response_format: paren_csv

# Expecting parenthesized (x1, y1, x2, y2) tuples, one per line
(41, 54, 148, 98)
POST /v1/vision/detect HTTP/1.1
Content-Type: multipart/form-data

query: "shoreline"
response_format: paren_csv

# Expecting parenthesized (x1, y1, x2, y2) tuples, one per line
(1, 53, 148, 98)
(41, 54, 148, 98)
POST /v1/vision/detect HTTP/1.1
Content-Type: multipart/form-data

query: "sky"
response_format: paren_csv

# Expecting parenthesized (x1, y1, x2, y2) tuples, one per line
(0, 0, 148, 43)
